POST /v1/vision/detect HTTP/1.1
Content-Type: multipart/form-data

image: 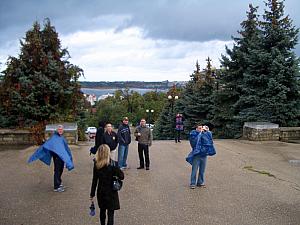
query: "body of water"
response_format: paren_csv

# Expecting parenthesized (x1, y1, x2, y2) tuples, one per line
(81, 88, 167, 98)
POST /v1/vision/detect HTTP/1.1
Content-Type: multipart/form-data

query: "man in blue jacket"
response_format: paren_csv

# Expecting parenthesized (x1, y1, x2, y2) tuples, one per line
(28, 125, 74, 192)
(186, 125, 216, 189)
(117, 117, 131, 170)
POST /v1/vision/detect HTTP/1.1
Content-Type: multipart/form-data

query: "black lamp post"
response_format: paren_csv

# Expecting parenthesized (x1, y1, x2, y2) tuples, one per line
(167, 94, 179, 140)
(167, 95, 179, 112)
(146, 109, 154, 127)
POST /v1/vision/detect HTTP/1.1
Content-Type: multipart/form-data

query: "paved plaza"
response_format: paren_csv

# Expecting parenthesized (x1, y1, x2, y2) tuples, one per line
(0, 139, 299, 225)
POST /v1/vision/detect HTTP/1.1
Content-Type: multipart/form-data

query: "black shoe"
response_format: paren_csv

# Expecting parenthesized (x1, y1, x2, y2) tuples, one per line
(146, 167, 150, 170)
(137, 166, 144, 169)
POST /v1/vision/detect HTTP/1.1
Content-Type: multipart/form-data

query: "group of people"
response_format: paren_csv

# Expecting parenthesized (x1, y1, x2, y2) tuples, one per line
(27, 117, 216, 225)
(89, 117, 153, 225)
(94, 117, 153, 171)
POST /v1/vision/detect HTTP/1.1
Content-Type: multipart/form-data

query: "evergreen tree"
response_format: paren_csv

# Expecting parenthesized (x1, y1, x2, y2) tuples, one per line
(153, 103, 174, 140)
(153, 86, 180, 140)
(213, 4, 262, 137)
(190, 60, 201, 82)
(0, 19, 84, 133)
(248, 0, 300, 126)
(175, 59, 215, 134)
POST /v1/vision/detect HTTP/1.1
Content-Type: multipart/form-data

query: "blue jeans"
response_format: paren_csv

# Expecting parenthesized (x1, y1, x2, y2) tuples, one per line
(118, 144, 129, 168)
(190, 155, 207, 186)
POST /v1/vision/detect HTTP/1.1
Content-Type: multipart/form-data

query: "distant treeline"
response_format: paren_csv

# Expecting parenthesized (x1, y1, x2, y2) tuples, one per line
(80, 81, 174, 89)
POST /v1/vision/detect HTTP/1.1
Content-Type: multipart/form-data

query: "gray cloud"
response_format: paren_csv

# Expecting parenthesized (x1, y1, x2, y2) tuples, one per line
(0, 0, 299, 61)
(1, 0, 299, 81)
(1, 0, 299, 42)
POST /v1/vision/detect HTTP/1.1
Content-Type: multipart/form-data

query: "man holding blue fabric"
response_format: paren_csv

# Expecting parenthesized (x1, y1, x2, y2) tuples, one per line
(186, 125, 216, 189)
(28, 125, 74, 193)
(52, 125, 67, 192)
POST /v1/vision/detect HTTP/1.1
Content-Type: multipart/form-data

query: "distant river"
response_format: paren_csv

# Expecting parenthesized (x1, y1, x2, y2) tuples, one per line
(81, 88, 167, 98)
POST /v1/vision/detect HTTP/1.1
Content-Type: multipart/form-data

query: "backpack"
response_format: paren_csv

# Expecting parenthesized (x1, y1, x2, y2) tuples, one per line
(90, 146, 97, 155)
(189, 130, 200, 149)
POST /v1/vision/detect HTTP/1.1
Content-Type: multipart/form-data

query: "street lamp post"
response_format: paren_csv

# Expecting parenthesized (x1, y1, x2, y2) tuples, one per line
(167, 94, 179, 140)
(146, 109, 154, 127)
(168, 95, 179, 112)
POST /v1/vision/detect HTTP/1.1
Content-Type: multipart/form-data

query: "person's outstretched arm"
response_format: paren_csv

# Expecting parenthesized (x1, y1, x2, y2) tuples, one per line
(90, 164, 98, 198)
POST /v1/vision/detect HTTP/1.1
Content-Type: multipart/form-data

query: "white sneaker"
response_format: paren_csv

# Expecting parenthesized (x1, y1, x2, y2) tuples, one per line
(54, 187, 64, 192)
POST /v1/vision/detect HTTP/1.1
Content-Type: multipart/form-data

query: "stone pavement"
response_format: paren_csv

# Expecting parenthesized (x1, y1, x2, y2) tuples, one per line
(0, 139, 299, 225)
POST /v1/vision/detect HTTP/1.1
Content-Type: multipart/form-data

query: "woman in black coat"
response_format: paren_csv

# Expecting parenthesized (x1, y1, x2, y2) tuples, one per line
(90, 144, 124, 225)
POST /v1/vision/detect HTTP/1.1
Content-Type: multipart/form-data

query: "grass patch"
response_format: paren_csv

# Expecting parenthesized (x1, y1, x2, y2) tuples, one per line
(243, 166, 276, 178)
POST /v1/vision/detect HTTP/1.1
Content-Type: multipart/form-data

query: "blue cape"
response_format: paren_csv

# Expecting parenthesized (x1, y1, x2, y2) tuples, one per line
(186, 131, 216, 165)
(28, 132, 74, 171)
(189, 130, 200, 149)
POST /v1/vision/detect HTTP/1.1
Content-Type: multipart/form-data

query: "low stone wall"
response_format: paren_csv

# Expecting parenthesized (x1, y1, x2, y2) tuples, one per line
(279, 127, 300, 141)
(243, 122, 300, 142)
(0, 123, 78, 146)
(45, 123, 78, 145)
(243, 122, 280, 141)
(0, 129, 35, 145)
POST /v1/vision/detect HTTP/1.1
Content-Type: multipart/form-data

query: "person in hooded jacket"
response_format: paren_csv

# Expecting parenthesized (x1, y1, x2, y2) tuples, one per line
(90, 144, 124, 225)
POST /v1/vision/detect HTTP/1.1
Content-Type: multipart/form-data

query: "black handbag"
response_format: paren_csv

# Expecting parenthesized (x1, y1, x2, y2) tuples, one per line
(112, 176, 123, 191)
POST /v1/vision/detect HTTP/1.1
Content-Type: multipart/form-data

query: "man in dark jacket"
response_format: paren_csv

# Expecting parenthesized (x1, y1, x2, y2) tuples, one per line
(117, 117, 131, 169)
(95, 121, 106, 151)
(134, 118, 153, 170)
(103, 123, 118, 166)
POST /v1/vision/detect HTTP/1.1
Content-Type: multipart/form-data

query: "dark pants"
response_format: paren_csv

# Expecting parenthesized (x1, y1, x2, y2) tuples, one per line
(138, 143, 150, 168)
(175, 130, 181, 142)
(100, 208, 114, 225)
(53, 153, 64, 189)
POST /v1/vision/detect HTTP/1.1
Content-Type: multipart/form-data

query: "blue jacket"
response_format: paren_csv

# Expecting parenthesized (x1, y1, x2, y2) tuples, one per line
(189, 130, 200, 149)
(117, 124, 131, 145)
(201, 131, 216, 156)
(186, 131, 216, 165)
(28, 132, 74, 171)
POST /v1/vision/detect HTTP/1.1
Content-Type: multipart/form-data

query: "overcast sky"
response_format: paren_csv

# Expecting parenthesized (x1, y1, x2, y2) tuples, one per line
(0, 0, 299, 81)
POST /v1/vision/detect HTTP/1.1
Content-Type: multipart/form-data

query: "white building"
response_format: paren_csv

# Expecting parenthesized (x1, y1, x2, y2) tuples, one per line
(84, 94, 97, 106)
(98, 93, 114, 100)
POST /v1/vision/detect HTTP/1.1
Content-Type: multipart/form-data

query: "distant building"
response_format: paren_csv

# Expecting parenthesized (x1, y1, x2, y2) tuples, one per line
(98, 93, 114, 100)
(84, 93, 97, 106)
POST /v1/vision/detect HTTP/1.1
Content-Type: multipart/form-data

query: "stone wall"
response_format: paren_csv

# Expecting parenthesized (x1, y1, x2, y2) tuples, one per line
(0, 129, 35, 145)
(243, 122, 280, 141)
(0, 123, 78, 146)
(45, 123, 78, 145)
(279, 127, 300, 141)
(243, 122, 300, 142)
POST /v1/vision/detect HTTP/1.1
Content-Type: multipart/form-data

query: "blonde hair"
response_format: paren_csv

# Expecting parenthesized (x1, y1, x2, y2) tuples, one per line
(95, 144, 110, 169)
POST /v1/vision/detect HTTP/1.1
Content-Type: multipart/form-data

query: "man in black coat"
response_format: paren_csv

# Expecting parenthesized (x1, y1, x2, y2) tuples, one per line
(103, 123, 118, 166)
(95, 121, 106, 151)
